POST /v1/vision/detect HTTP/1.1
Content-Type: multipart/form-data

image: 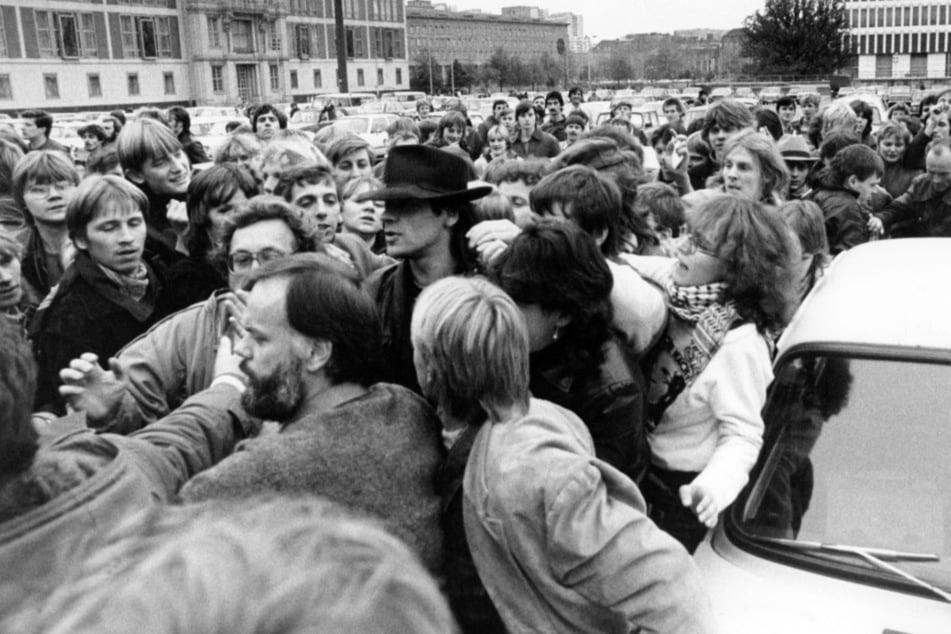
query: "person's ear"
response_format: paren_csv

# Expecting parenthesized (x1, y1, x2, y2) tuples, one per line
(442, 208, 459, 229)
(125, 169, 145, 185)
(845, 174, 859, 192)
(73, 234, 88, 251)
(305, 339, 332, 373)
(592, 227, 609, 248)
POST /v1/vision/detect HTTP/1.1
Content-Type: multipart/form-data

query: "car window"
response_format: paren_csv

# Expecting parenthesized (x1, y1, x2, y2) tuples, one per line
(335, 119, 366, 135)
(370, 117, 387, 133)
(737, 353, 951, 590)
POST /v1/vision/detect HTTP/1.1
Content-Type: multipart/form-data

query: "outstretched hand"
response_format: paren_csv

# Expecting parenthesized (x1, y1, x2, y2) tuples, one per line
(679, 483, 719, 528)
(58, 353, 128, 426)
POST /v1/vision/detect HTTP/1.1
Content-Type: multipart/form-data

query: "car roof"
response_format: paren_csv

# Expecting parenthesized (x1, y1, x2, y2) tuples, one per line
(778, 239, 951, 354)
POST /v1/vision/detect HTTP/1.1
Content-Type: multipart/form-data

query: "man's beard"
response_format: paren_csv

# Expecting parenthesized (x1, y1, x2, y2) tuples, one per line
(241, 355, 305, 421)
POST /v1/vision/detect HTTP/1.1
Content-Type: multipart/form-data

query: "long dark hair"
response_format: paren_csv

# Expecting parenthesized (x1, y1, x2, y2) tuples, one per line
(488, 220, 612, 378)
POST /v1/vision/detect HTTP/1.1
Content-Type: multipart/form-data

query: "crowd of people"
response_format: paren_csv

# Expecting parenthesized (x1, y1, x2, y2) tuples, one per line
(1, 81, 950, 631)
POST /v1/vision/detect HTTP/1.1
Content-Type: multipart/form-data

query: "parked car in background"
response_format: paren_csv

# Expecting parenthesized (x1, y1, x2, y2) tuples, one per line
(694, 239, 951, 634)
(313, 113, 400, 161)
(191, 116, 252, 158)
(710, 86, 735, 101)
(759, 86, 784, 104)
(680, 86, 703, 105)
(735, 86, 756, 100)
(885, 85, 913, 107)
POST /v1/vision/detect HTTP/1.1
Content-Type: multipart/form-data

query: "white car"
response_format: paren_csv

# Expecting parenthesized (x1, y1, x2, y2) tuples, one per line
(694, 239, 951, 633)
(315, 114, 401, 161)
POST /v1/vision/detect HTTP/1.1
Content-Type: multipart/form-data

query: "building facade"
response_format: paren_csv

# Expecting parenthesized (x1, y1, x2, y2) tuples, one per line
(0, 0, 410, 114)
(845, 0, 951, 79)
(405, 1, 569, 86)
(0, 0, 189, 114)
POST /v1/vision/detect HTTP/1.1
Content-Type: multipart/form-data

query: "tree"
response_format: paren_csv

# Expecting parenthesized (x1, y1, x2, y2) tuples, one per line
(410, 49, 444, 93)
(644, 44, 683, 81)
(742, 0, 850, 76)
(485, 48, 513, 91)
(602, 49, 633, 87)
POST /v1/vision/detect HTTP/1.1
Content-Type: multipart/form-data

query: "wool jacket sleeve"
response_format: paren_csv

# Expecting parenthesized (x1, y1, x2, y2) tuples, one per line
(689, 328, 771, 513)
(120, 383, 255, 497)
(544, 458, 715, 633)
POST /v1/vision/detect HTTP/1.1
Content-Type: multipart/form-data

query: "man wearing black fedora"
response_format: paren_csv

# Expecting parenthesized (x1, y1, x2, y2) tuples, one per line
(360, 145, 491, 394)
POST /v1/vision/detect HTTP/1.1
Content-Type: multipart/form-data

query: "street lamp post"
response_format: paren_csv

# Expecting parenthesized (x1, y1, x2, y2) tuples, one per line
(428, 47, 434, 95)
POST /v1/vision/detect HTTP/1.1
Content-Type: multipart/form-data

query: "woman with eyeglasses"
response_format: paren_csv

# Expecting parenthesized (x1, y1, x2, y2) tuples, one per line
(11, 151, 81, 297)
(621, 194, 800, 552)
(29, 175, 177, 415)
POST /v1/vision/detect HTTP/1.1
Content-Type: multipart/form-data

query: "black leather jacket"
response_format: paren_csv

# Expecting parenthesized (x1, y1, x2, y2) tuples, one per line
(530, 334, 650, 484)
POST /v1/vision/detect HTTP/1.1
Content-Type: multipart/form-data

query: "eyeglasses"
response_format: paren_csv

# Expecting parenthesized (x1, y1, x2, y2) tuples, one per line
(227, 248, 290, 273)
(24, 180, 76, 197)
(680, 233, 718, 257)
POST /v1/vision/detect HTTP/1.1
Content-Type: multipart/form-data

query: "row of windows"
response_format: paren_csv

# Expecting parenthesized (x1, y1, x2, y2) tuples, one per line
(850, 29, 949, 54)
(288, 0, 401, 21)
(868, 53, 951, 79)
(208, 16, 282, 53)
(292, 22, 403, 59)
(207, 63, 403, 96)
(0, 71, 176, 101)
(851, 4, 950, 28)
(0, 9, 178, 60)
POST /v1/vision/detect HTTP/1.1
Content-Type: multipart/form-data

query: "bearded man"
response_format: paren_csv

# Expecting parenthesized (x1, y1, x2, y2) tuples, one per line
(178, 254, 444, 572)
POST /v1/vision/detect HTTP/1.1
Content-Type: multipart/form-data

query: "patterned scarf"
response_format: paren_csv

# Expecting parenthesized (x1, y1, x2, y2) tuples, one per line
(99, 262, 149, 302)
(646, 273, 739, 428)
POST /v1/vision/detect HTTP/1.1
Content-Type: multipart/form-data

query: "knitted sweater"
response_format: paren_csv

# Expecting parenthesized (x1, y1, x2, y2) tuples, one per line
(180, 383, 445, 571)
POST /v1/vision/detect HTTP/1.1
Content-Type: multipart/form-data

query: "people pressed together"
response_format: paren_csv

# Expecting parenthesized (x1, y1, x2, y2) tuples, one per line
(2, 84, 950, 632)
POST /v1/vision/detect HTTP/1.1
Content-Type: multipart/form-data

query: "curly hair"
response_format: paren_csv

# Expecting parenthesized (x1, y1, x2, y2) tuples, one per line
(488, 219, 612, 380)
(184, 163, 260, 258)
(690, 195, 800, 332)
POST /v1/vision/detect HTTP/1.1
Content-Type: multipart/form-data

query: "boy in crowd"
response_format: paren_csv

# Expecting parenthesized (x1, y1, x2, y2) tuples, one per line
(634, 182, 686, 256)
(117, 119, 191, 266)
(778, 135, 819, 200)
(776, 95, 798, 135)
(251, 104, 287, 142)
(20, 111, 69, 155)
(563, 112, 587, 149)
(809, 143, 884, 254)
(77, 123, 106, 167)
(541, 91, 567, 142)
(482, 158, 550, 228)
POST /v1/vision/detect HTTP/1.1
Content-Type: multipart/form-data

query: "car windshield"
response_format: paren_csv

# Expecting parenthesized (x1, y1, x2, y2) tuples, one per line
(736, 353, 951, 591)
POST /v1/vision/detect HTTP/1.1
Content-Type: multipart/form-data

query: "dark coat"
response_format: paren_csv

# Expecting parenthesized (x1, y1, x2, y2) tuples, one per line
(437, 425, 508, 634)
(365, 261, 424, 394)
(29, 251, 175, 414)
(876, 173, 951, 238)
(529, 334, 650, 483)
(165, 256, 226, 312)
(20, 227, 61, 298)
(511, 128, 561, 159)
(808, 182, 870, 255)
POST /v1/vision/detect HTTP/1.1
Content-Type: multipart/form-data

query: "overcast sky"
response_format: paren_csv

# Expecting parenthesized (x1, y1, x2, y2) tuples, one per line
(448, 0, 767, 40)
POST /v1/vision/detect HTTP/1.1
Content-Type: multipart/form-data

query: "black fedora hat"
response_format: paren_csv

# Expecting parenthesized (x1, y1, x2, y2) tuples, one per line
(356, 145, 492, 202)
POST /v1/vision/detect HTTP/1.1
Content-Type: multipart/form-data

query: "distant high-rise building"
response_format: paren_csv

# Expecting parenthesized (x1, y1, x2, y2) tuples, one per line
(845, 0, 951, 79)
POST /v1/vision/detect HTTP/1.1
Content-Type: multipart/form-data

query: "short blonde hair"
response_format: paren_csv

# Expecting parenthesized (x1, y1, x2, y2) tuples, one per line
(820, 102, 860, 140)
(411, 276, 529, 424)
(23, 496, 454, 634)
(260, 136, 329, 170)
(116, 118, 183, 173)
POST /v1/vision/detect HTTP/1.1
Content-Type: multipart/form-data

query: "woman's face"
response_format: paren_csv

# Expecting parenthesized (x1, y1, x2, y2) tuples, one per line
(878, 135, 907, 164)
(517, 303, 565, 353)
(333, 149, 373, 183)
(673, 232, 726, 287)
(22, 178, 77, 226)
(722, 147, 764, 201)
(488, 133, 508, 157)
(443, 125, 464, 146)
(341, 183, 384, 239)
(206, 189, 249, 248)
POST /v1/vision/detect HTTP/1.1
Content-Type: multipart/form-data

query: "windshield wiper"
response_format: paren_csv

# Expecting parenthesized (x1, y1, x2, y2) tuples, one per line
(752, 536, 951, 603)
